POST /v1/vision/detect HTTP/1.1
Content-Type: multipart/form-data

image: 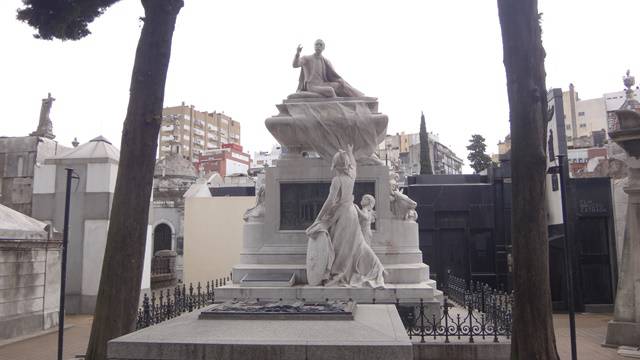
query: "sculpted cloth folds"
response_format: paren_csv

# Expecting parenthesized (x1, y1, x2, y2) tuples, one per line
(284, 101, 387, 161)
(305, 156, 385, 288)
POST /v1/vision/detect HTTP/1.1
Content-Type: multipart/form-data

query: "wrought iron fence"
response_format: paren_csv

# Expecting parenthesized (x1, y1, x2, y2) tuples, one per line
(396, 273, 513, 343)
(135, 276, 230, 329)
(135, 273, 513, 345)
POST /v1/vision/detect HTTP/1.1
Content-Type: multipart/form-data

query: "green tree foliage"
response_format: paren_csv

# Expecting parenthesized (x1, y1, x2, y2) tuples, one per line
(17, 0, 120, 40)
(466, 134, 492, 173)
(419, 112, 433, 175)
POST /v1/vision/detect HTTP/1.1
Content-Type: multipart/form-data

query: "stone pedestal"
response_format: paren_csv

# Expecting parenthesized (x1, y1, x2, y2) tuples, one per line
(605, 160, 640, 347)
(107, 304, 413, 360)
(216, 159, 441, 313)
(216, 97, 441, 315)
(604, 93, 640, 347)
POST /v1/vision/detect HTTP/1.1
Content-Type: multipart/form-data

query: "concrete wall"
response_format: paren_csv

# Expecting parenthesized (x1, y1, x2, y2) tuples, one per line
(0, 243, 61, 340)
(413, 342, 510, 360)
(183, 196, 253, 284)
(0, 137, 67, 217)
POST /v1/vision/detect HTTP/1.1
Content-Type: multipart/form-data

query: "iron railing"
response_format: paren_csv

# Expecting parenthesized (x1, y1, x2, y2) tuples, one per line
(134, 273, 513, 344)
(396, 273, 513, 343)
(135, 276, 230, 329)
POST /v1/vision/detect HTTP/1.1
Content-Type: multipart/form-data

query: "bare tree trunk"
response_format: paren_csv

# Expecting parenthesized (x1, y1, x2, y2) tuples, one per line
(85, 1, 183, 359)
(496, 1, 560, 359)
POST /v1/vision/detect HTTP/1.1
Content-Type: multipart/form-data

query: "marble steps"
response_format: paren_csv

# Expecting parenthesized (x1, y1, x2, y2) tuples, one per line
(239, 250, 424, 266)
(231, 263, 429, 285)
(214, 281, 441, 306)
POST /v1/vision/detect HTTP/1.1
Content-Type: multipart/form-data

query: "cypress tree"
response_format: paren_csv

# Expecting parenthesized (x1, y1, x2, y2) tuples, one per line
(419, 111, 433, 175)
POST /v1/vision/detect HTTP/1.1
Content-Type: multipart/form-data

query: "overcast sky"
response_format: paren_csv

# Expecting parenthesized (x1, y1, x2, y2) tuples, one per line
(2, 0, 639, 172)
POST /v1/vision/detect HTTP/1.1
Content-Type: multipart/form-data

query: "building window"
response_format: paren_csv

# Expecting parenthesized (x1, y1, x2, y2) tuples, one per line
(578, 111, 585, 116)
(566, 125, 571, 130)
(153, 223, 172, 253)
(579, 124, 587, 128)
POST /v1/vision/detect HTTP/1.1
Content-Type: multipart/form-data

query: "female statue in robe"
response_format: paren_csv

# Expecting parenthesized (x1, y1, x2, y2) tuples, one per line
(305, 145, 385, 288)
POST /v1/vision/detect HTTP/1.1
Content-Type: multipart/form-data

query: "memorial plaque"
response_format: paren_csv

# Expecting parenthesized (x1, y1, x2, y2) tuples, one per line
(280, 181, 375, 230)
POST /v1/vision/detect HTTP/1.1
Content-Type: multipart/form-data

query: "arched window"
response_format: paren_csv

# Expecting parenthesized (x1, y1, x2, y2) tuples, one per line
(153, 223, 172, 254)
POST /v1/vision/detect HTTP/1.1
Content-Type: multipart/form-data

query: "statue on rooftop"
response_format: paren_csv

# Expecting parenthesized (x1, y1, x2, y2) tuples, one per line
(292, 39, 364, 98)
(30, 92, 55, 139)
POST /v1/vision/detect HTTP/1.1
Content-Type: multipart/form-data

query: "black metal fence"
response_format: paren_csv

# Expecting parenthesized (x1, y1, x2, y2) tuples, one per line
(135, 273, 513, 344)
(135, 277, 230, 329)
(396, 273, 513, 343)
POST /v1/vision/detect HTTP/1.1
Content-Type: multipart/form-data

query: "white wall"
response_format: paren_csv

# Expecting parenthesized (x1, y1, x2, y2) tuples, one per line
(82, 220, 109, 296)
(86, 163, 118, 193)
(226, 160, 249, 175)
(546, 94, 565, 226)
(141, 225, 152, 290)
(32, 164, 56, 194)
(183, 196, 253, 284)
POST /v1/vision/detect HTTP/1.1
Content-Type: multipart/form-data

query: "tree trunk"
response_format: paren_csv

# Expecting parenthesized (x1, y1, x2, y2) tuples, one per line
(496, 1, 560, 359)
(85, 1, 183, 359)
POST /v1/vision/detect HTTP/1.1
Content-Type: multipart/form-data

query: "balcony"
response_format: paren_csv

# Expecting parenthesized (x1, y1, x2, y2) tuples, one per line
(193, 128, 205, 136)
(161, 125, 174, 131)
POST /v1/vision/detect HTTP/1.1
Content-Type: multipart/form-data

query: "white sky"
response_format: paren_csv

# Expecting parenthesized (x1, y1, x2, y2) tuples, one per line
(2, 0, 639, 173)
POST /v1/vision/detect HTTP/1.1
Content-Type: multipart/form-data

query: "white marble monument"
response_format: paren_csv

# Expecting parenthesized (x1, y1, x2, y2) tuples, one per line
(215, 41, 442, 311)
(604, 71, 640, 352)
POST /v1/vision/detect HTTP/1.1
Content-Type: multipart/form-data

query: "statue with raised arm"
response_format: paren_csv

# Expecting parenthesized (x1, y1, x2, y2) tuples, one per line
(292, 39, 364, 98)
(30, 92, 55, 139)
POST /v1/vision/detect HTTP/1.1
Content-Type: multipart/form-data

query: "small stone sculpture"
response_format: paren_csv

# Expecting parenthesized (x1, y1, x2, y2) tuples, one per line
(292, 39, 364, 98)
(243, 185, 265, 222)
(389, 172, 418, 221)
(305, 146, 385, 288)
(355, 194, 376, 246)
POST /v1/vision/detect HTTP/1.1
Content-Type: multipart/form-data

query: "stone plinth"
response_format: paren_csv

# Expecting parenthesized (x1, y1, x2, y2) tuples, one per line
(265, 97, 387, 161)
(107, 304, 413, 360)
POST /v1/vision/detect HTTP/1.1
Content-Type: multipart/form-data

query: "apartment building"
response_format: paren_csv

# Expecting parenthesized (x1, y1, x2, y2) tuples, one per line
(159, 103, 241, 161)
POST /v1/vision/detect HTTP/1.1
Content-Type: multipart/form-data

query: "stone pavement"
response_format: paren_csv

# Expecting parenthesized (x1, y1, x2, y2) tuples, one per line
(0, 315, 92, 360)
(554, 313, 626, 360)
(0, 313, 629, 360)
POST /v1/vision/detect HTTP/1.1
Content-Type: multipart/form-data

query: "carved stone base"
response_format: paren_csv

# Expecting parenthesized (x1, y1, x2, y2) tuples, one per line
(604, 320, 640, 347)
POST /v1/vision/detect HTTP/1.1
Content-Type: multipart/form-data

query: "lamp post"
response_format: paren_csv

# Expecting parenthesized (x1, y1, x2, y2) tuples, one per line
(557, 154, 578, 360)
(58, 168, 78, 360)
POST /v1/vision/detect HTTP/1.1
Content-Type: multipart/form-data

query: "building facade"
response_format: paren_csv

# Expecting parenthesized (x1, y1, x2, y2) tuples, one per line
(31, 136, 152, 314)
(252, 145, 283, 168)
(0, 137, 68, 216)
(196, 143, 251, 177)
(159, 103, 241, 161)
(562, 84, 608, 148)
(152, 149, 198, 285)
(378, 132, 463, 176)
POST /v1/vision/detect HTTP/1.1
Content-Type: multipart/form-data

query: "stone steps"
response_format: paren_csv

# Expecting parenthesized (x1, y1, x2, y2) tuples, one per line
(231, 263, 429, 285)
(214, 281, 441, 305)
(239, 250, 425, 266)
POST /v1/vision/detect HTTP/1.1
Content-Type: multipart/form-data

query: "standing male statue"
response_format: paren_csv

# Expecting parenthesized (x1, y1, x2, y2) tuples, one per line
(30, 92, 56, 139)
(293, 39, 364, 98)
